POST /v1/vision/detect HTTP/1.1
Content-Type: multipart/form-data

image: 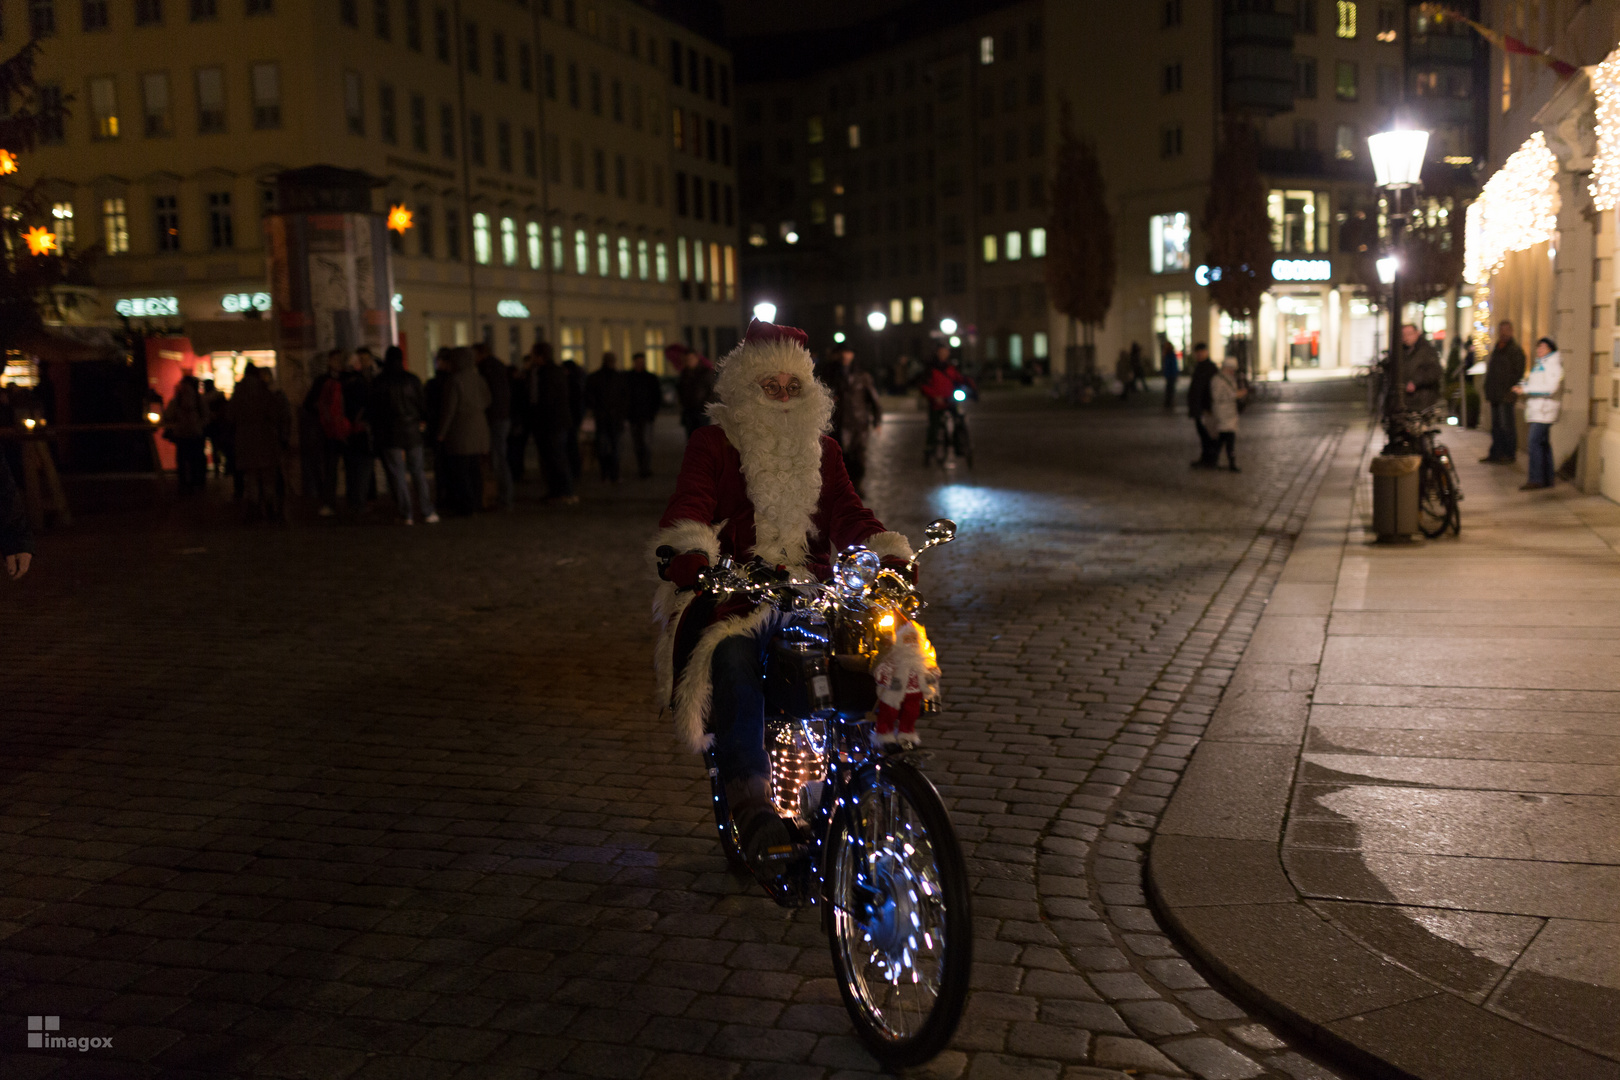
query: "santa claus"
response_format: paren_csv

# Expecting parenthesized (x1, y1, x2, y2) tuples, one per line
(651, 319, 913, 873)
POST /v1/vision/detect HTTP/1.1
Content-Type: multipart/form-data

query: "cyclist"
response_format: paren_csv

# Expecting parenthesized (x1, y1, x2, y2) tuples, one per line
(919, 344, 976, 461)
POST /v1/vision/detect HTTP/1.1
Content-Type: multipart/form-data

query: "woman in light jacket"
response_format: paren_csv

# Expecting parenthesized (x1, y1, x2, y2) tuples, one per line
(1205, 357, 1247, 472)
(1517, 337, 1562, 490)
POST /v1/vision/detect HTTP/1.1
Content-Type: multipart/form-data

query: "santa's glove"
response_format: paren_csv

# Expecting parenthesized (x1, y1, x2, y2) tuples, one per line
(881, 556, 917, 586)
(661, 552, 710, 591)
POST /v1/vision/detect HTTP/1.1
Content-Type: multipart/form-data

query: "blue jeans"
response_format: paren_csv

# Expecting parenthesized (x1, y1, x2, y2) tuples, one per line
(1489, 402, 1516, 461)
(1527, 422, 1554, 486)
(708, 611, 786, 784)
(383, 445, 435, 520)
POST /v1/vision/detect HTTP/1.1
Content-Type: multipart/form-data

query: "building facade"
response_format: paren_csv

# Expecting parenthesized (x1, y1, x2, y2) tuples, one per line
(735, 0, 1054, 380)
(1057, 0, 1490, 384)
(6, 0, 739, 387)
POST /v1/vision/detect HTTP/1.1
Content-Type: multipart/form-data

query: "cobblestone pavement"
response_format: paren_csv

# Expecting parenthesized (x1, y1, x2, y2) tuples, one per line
(3, 384, 1365, 1080)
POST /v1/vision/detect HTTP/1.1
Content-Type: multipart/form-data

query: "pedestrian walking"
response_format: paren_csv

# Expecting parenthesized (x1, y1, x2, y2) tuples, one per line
(1481, 320, 1525, 464)
(340, 349, 377, 513)
(1160, 336, 1179, 410)
(371, 346, 439, 524)
(675, 344, 717, 438)
(1129, 341, 1148, 392)
(0, 449, 32, 580)
(815, 342, 883, 494)
(1518, 337, 1562, 491)
(625, 351, 662, 479)
(584, 352, 628, 483)
(227, 364, 291, 522)
(201, 379, 233, 487)
(516, 342, 577, 503)
(476, 342, 515, 510)
(435, 346, 492, 515)
(1206, 357, 1247, 472)
(161, 374, 210, 496)
(560, 352, 586, 481)
(1184, 343, 1219, 468)
(1398, 324, 1444, 412)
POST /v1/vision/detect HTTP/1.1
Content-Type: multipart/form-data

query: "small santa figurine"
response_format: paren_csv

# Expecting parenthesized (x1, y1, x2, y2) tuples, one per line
(871, 618, 940, 749)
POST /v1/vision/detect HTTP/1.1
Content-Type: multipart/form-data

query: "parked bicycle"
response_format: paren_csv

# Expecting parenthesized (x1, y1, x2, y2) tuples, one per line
(1390, 407, 1461, 538)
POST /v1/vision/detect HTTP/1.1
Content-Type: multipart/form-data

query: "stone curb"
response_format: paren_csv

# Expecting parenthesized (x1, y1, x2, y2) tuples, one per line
(1144, 423, 1620, 1080)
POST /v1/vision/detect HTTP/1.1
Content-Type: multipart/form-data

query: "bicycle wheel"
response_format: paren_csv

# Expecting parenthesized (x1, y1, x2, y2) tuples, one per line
(705, 755, 747, 871)
(826, 759, 972, 1068)
(1417, 458, 1451, 539)
(953, 418, 973, 468)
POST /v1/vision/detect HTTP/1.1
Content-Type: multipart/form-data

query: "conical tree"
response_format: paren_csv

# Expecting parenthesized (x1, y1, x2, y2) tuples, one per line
(1045, 99, 1115, 394)
(1202, 119, 1272, 376)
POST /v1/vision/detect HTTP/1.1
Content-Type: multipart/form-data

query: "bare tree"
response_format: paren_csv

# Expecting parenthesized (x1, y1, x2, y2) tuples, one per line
(1045, 99, 1115, 396)
(1201, 119, 1272, 376)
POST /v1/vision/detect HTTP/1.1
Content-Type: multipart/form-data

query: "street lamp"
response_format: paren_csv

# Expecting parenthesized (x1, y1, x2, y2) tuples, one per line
(939, 317, 958, 336)
(1367, 126, 1429, 424)
(866, 310, 887, 332)
(752, 301, 777, 323)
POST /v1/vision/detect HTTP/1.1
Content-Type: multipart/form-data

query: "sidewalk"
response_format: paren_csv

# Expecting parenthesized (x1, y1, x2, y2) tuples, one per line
(1149, 421, 1620, 1080)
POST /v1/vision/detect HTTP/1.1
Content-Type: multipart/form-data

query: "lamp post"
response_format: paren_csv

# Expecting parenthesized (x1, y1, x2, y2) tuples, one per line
(752, 301, 777, 324)
(1367, 127, 1429, 431)
(866, 309, 888, 370)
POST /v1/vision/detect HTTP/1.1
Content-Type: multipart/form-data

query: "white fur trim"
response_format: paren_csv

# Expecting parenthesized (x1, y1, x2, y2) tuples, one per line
(713, 335, 816, 397)
(650, 519, 722, 568)
(667, 602, 777, 754)
(864, 530, 914, 562)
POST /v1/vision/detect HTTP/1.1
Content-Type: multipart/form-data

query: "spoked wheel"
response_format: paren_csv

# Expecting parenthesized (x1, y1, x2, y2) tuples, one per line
(953, 420, 973, 468)
(827, 759, 972, 1068)
(1417, 457, 1456, 539)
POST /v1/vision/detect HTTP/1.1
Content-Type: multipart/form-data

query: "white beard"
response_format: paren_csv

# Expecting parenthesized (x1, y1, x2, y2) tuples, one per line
(710, 384, 834, 569)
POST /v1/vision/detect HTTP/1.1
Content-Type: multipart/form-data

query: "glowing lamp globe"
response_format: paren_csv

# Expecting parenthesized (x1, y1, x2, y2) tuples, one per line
(939, 317, 958, 335)
(1368, 129, 1430, 189)
(752, 301, 777, 323)
(866, 311, 887, 332)
(1376, 255, 1399, 284)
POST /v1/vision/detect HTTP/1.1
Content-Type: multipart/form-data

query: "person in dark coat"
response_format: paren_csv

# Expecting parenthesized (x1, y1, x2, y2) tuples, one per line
(1184, 343, 1220, 468)
(372, 346, 438, 524)
(1159, 336, 1180, 410)
(300, 349, 347, 516)
(227, 364, 291, 521)
(584, 352, 628, 482)
(423, 349, 452, 510)
(675, 345, 717, 438)
(516, 342, 577, 503)
(436, 347, 492, 515)
(1398, 324, 1445, 413)
(560, 353, 586, 480)
(1128, 341, 1148, 392)
(625, 351, 663, 479)
(161, 374, 210, 496)
(814, 342, 883, 495)
(0, 449, 32, 580)
(476, 341, 515, 510)
(1481, 320, 1525, 464)
(340, 349, 377, 513)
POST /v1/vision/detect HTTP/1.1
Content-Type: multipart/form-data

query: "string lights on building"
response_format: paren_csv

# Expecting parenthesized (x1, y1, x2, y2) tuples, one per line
(1463, 131, 1560, 284)
(1592, 46, 1620, 213)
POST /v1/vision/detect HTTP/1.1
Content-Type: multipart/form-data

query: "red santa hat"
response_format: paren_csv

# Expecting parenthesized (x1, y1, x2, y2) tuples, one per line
(712, 319, 817, 405)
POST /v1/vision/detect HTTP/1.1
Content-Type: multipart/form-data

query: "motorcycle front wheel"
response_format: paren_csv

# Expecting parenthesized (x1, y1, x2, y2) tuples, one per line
(826, 758, 972, 1068)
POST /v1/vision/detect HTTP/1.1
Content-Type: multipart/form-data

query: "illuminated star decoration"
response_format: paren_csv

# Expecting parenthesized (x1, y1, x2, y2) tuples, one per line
(387, 204, 413, 233)
(23, 225, 57, 255)
(0, 149, 18, 175)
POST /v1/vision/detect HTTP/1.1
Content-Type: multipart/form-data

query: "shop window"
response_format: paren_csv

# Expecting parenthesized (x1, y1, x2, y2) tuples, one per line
(1267, 189, 1330, 253)
(472, 212, 491, 264)
(1150, 212, 1191, 273)
(1154, 291, 1192, 358)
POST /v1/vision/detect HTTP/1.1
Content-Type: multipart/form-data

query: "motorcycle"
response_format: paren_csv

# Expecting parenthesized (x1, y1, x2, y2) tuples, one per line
(680, 520, 972, 1067)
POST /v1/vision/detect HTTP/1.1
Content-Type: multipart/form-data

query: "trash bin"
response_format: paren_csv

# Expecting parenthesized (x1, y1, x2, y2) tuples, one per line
(1371, 453, 1421, 541)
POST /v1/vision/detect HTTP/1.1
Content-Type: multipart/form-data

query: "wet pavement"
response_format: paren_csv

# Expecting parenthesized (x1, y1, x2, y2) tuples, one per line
(3, 382, 1365, 1079)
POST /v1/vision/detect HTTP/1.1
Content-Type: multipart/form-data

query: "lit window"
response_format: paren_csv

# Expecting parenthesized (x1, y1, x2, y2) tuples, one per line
(982, 234, 997, 262)
(103, 197, 129, 254)
(889, 298, 904, 325)
(1336, 0, 1357, 38)
(847, 124, 860, 149)
(832, 212, 846, 237)
(500, 217, 517, 265)
(1009, 334, 1024, 368)
(677, 237, 689, 280)
(597, 232, 610, 276)
(1005, 230, 1022, 260)
(724, 245, 736, 300)
(472, 212, 492, 264)
(807, 115, 823, 144)
(1033, 331, 1049, 358)
(1266, 190, 1330, 254)
(1029, 226, 1047, 257)
(51, 202, 74, 246)
(1336, 60, 1358, 100)
(617, 235, 631, 278)
(89, 76, 119, 139)
(527, 221, 542, 268)
(574, 228, 589, 274)
(655, 240, 669, 282)
(1335, 123, 1357, 161)
(1149, 211, 1191, 273)
(551, 224, 564, 269)
(909, 297, 924, 323)
(692, 237, 705, 283)
(979, 35, 994, 65)
(637, 238, 649, 280)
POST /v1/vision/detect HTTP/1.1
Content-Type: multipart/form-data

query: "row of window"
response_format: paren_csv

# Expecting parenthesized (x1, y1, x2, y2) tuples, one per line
(1146, 190, 1346, 272)
(976, 20, 1045, 66)
(20, 0, 273, 37)
(77, 66, 281, 142)
(672, 173, 735, 227)
(81, 194, 233, 255)
(980, 228, 1047, 263)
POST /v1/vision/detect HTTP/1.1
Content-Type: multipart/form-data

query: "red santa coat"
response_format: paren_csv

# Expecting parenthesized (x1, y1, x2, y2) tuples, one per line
(651, 424, 912, 753)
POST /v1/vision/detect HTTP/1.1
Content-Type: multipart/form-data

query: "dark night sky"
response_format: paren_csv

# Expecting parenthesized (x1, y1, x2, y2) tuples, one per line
(716, 0, 914, 37)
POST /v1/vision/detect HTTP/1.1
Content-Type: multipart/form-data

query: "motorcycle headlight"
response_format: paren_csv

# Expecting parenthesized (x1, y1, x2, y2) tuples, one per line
(836, 548, 882, 600)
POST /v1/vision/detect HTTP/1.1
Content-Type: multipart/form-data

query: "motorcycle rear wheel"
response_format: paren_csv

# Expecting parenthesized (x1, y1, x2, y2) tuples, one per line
(826, 759, 972, 1067)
